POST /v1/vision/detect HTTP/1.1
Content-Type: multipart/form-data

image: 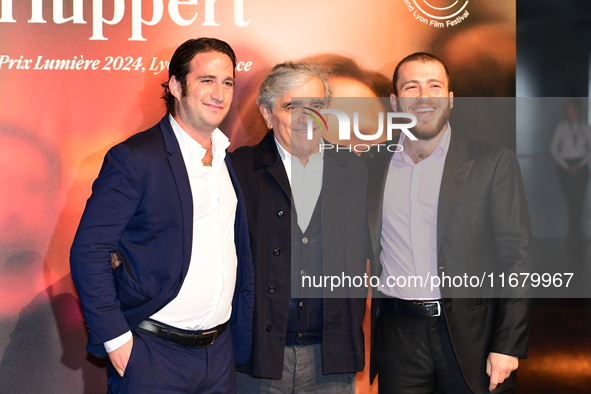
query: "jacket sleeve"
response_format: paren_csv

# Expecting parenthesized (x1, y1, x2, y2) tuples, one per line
(70, 143, 142, 357)
(488, 148, 533, 358)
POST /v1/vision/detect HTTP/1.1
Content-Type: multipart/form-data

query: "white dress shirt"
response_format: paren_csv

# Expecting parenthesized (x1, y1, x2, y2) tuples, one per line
(550, 120, 591, 169)
(274, 137, 324, 232)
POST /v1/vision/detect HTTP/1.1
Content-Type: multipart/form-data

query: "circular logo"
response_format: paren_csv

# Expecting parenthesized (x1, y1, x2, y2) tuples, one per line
(413, 0, 469, 19)
(404, 0, 470, 28)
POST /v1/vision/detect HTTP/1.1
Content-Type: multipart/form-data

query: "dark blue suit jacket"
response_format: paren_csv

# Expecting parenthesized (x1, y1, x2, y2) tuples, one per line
(70, 116, 253, 364)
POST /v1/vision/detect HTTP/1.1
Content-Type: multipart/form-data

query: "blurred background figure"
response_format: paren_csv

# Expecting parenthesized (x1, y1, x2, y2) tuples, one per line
(550, 98, 591, 243)
(0, 126, 60, 321)
(303, 54, 391, 98)
(0, 126, 107, 394)
(0, 125, 76, 393)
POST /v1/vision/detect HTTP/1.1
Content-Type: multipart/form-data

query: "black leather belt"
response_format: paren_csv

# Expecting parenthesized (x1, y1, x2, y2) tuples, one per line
(382, 298, 442, 318)
(136, 320, 227, 347)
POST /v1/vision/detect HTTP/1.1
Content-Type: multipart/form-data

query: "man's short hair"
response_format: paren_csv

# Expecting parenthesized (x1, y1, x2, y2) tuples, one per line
(161, 37, 237, 116)
(257, 61, 332, 111)
(392, 52, 451, 96)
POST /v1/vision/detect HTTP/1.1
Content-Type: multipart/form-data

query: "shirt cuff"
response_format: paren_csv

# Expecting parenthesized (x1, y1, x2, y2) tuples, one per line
(104, 331, 132, 353)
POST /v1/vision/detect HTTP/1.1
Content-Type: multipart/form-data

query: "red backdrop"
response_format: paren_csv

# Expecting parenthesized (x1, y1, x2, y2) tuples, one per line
(0, 2, 515, 392)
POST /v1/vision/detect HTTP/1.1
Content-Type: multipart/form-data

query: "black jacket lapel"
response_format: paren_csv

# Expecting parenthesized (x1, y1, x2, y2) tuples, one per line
(254, 130, 292, 201)
(437, 129, 474, 252)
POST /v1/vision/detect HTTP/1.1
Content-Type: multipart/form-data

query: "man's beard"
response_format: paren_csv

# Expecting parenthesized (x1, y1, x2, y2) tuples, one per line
(403, 99, 452, 141)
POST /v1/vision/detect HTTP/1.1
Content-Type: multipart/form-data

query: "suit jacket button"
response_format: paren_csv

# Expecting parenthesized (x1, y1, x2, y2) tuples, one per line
(302, 237, 308, 244)
(273, 248, 281, 256)
(277, 210, 284, 217)
(269, 286, 276, 294)
(266, 325, 272, 332)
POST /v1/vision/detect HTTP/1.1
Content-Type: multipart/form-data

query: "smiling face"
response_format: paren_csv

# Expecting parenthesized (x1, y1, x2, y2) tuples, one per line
(260, 77, 327, 162)
(170, 51, 235, 137)
(391, 60, 453, 141)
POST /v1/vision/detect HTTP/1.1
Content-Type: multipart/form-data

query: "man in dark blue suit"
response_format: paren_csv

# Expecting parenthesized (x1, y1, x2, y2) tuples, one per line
(70, 37, 253, 394)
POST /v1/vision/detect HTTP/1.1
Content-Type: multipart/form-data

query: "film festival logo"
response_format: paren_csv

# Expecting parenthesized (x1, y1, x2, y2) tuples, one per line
(403, 0, 470, 28)
(302, 107, 418, 154)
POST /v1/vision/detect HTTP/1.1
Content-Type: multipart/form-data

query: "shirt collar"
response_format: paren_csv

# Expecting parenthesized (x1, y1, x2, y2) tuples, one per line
(396, 122, 451, 163)
(274, 135, 291, 162)
(433, 123, 451, 159)
(169, 114, 230, 163)
(273, 135, 324, 165)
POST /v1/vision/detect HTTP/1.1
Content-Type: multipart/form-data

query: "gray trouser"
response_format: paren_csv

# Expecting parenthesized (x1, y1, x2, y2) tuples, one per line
(236, 343, 356, 393)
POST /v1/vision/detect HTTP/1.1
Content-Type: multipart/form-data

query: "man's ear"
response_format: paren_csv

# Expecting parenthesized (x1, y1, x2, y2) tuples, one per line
(449, 91, 454, 110)
(169, 76, 182, 100)
(259, 105, 273, 129)
(390, 94, 398, 112)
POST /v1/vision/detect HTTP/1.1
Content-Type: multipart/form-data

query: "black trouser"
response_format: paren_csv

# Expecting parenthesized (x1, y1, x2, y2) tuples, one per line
(375, 303, 472, 394)
(557, 160, 589, 240)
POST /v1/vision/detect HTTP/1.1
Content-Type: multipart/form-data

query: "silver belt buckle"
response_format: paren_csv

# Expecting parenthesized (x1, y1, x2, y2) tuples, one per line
(427, 300, 442, 317)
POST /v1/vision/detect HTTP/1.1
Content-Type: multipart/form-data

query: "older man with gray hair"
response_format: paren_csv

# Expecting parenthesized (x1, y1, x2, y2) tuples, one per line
(230, 61, 369, 393)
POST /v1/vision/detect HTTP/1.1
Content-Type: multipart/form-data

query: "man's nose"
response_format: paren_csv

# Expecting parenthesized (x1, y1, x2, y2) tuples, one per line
(211, 82, 224, 102)
(297, 110, 309, 123)
(418, 86, 431, 98)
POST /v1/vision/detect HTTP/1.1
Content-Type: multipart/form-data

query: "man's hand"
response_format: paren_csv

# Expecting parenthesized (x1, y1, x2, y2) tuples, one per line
(108, 336, 133, 377)
(486, 352, 518, 392)
(110, 251, 122, 270)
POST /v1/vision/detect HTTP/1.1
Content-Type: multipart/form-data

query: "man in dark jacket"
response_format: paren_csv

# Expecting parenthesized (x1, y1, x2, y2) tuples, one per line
(368, 52, 532, 394)
(231, 61, 369, 393)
